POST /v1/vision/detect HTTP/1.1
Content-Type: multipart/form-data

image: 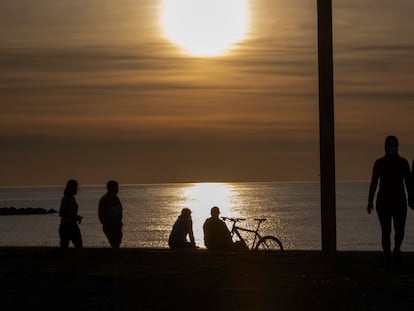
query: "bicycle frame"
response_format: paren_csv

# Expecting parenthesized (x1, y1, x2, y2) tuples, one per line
(226, 218, 265, 250)
(222, 217, 284, 252)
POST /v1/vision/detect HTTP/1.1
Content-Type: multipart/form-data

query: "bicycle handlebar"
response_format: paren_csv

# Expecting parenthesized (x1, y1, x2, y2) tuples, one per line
(222, 217, 246, 222)
(222, 217, 267, 223)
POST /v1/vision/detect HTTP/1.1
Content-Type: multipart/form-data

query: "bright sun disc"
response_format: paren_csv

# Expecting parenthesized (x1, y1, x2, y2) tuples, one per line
(162, 0, 249, 57)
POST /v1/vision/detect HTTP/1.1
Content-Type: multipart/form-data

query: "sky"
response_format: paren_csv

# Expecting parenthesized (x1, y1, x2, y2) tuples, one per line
(1, 0, 414, 186)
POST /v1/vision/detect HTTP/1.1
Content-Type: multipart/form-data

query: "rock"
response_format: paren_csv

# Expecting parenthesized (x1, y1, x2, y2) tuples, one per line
(0, 207, 54, 216)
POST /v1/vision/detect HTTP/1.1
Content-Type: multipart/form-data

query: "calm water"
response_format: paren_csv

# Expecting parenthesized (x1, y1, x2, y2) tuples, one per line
(1, 182, 414, 251)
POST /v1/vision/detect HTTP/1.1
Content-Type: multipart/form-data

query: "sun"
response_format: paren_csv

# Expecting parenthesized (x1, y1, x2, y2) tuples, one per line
(161, 0, 249, 57)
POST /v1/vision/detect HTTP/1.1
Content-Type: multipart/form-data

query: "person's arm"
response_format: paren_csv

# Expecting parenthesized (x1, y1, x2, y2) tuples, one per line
(367, 160, 380, 214)
(203, 221, 208, 247)
(188, 219, 195, 246)
(411, 159, 414, 208)
(98, 196, 105, 224)
(116, 196, 123, 225)
(119, 198, 123, 221)
(405, 159, 413, 209)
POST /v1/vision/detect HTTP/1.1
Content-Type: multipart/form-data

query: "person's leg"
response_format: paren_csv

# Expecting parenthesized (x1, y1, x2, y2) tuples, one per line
(59, 223, 70, 248)
(169, 241, 194, 249)
(393, 206, 407, 254)
(376, 207, 392, 257)
(109, 226, 122, 249)
(103, 225, 122, 248)
(113, 226, 123, 248)
(183, 241, 195, 248)
(103, 225, 116, 248)
(72, 224, 83, 249)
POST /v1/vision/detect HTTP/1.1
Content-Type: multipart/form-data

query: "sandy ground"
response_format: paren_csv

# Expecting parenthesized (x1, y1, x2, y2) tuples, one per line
(1, 248, 414, 311)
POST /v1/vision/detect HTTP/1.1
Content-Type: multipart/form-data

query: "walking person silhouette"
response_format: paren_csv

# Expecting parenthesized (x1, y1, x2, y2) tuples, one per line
(59, 179, 83, 248)
(367, 136, 413, 265)
(98, 180, 123, 249)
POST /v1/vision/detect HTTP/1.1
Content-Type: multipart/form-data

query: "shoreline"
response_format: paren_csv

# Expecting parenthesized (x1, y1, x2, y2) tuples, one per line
(1, 247, 414, 310)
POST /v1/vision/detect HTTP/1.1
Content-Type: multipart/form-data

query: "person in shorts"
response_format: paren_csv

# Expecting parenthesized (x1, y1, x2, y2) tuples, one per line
(368, 136, 413, 264)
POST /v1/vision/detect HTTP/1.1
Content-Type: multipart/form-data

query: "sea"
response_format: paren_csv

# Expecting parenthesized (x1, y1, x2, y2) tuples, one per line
(1, 182, 414, 251)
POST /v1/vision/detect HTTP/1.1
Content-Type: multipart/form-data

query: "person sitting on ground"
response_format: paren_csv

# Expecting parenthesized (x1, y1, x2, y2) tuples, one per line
(98, 180, 123, 249)
(203, 206, 234, 251)
(168, 208, 196, 249)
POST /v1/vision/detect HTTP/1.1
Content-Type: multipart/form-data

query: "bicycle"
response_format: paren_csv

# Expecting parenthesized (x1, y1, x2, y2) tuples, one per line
(222, 217, 284, 252)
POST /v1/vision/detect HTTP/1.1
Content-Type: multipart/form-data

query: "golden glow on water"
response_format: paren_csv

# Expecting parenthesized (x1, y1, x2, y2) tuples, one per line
(183, 182, 234, 214)
(182, 182, 241, 246)
(161, 0, 249, 57)
(1, 183, 386, 250)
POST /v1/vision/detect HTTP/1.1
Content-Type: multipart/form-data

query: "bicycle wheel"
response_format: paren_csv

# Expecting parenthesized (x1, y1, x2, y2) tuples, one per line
(255, 236, 284, 252)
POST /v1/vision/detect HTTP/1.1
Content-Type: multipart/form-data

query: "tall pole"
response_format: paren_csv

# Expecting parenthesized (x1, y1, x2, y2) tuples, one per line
(317, 0, 336, 254)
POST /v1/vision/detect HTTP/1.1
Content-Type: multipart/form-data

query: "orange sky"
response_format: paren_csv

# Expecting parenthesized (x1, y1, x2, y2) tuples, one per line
(1, 0, 414, 186)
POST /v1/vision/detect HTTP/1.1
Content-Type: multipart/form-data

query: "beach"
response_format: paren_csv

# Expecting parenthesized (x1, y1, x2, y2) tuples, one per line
(1, 248, 414, 311)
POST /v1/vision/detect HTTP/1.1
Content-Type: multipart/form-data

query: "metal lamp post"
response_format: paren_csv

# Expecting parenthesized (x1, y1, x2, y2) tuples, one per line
(317, 0, 337, 254)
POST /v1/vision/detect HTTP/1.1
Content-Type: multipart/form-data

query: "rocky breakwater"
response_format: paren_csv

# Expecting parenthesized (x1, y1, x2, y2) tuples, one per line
(0, 207, 57, 216)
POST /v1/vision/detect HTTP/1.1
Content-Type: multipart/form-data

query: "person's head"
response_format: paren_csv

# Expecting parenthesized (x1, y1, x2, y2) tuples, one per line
(180, 208, 192, 218)
(385, 135, 399, 155)
(106, 180, 119, 195)
(210, 206, 220, 218)
(64, 179, 78, 196)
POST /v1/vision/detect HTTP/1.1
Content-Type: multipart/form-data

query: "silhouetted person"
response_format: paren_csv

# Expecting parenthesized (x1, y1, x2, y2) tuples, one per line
(411, 159, 414, 208)
(368, 136, 413, 264)
(168, 208, 196, 249)
(98, 180, 123, 249)
(59, 179, 83, 248)
(203, 206, 233, 251)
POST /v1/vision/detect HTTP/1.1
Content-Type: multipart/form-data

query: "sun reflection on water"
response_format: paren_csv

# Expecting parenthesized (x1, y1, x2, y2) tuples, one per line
(124, 182, 285, 249)
(181, 182, 241, 246)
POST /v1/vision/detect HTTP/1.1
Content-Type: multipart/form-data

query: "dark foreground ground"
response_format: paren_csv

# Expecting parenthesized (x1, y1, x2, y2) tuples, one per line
(1, 248, 414, 311)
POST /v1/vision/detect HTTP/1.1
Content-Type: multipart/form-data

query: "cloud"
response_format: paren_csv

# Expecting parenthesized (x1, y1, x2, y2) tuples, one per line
(1, 0, 414, 185)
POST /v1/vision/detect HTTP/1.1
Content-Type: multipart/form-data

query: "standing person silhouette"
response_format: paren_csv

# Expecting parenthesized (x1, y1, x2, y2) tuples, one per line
(368, 136, 413, 264)
(59, 179, 83, 248)
(168, 208, 196, 249)
(98, 180, 123, 249)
